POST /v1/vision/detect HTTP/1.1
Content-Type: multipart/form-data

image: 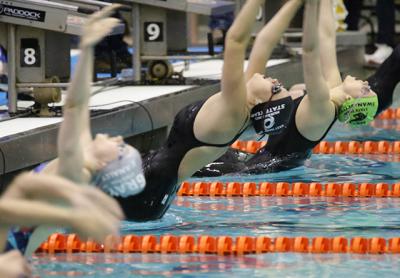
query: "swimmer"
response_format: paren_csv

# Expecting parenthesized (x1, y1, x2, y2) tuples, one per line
(35, 6, 146, 203)
(196, 0, 400, 177)
(24, 5, 143, 254)
(0, 172, 123, 277)
(47, 5, 145, 198)
(38, 1, 303, 222)
(114, 0, 307, 221)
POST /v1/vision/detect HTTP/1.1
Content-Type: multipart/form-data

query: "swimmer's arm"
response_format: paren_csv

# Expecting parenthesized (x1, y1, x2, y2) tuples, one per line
(319, 0, 342, 88)
(58, 6, 121, 183)
(0, 198, 72, 254)
(302, 0, 331, 105)
(0, 200, 71, 229)
(222, 0, 264, 107)
(5, 173, 123, 255)
(296, 0, 335, 137)
(5, 173, 123, 218)
(57, 47, 93, 183)
(2, 173, 79, 254)
(245, 0, 304, 81)
(0, 199, 109, 256)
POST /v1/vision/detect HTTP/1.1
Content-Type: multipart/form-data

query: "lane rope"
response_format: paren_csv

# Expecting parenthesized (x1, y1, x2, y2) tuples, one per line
(231, 140, 400, 154)
(376, 108, 400, 120)
(177, 181, 400, 198)
(37, 233, 400, 255)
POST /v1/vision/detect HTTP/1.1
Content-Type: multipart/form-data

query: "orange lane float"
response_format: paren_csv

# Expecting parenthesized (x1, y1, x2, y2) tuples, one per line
(376, 108, 400, 120)
(231, 140, 400, 155)
(231, 140, 267, 153)
(313, 140, 400, 154)
(37, 233, 400, 255)
(178, 181, 400, 198)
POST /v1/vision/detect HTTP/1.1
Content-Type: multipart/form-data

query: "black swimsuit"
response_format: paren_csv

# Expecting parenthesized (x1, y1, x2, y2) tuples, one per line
(242, 94, 336, 174)
(195, 45, 400, 178)
(195, 93, 337, 176)
(117, 46, 400, 219)
(116, 99, 246, 221)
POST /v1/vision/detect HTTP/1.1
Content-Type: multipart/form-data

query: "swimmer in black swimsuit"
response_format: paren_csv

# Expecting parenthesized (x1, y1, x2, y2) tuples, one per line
(31, 0, 305, 227)
(115, 0, 306, 221)
(197, 0, 399, 177)
(115, 99, 248, 221)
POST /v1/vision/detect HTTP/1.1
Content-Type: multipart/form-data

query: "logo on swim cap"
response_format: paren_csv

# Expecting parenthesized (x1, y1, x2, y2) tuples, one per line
(338, 95, 378, 126)
(92, 145, 146, 198)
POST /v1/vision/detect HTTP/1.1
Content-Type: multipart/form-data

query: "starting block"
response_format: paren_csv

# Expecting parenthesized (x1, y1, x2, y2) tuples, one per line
(0, 0, 124, 115)
(118, 0, 236, 81)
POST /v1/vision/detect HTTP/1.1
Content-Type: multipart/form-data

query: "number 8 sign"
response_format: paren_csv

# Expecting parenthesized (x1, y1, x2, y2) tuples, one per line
(144, 22, 163, 42)
(20, 38, 41, 67)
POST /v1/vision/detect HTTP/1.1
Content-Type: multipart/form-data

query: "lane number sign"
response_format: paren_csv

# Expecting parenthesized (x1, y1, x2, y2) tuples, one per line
(20, 38, 40, 67)
(144, 22, 163, 42)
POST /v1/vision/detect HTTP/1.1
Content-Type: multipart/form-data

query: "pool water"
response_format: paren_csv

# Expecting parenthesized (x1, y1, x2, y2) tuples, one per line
(32, 112, 400, 276)
(33, 252, 400, 277)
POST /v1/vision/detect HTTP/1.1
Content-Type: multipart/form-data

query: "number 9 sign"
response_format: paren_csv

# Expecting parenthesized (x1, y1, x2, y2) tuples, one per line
(144, 22, 163, 42)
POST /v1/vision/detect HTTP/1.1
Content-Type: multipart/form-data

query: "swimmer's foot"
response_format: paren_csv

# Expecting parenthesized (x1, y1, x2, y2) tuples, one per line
(365, 44, 393, 68)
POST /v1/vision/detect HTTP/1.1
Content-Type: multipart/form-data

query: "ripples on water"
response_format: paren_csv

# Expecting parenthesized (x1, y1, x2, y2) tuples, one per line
(32, 253, 400, 278)
(120, 214, 183, 233)
(169, 197, 400, 238)
(190, 153, 400, 184)
(33, 114, 400, 277)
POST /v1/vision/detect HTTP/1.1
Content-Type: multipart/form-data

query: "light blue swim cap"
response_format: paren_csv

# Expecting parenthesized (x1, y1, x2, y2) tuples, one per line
(92, 144, 145, 198)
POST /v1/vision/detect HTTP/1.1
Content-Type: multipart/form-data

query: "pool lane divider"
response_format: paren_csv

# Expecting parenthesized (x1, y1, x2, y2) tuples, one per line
(231, 140, 400, 154)
(178, 181, 400, 197)
(37, 233, 400, 255)
(376, 108, 400, 120)
(313, 140, 400, 154)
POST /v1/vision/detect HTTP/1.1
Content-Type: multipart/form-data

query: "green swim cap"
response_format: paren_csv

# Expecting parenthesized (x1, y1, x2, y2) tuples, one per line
(338, 95, 379, 126)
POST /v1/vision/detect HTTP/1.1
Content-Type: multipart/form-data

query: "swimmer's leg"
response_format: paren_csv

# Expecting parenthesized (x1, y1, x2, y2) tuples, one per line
(368, 44, 400, 114)
(193, 148, 248, 177)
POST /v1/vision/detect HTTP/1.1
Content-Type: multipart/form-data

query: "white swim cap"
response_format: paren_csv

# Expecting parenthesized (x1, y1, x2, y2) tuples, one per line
(92, 144, 146, 198)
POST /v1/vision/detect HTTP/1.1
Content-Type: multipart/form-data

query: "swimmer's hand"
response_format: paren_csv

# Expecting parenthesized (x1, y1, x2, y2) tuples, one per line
(80, 4, 122, 48)
(3, 173, 124, 243)
(69, 186, 123, 242)
(0, 250, 32, 278)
